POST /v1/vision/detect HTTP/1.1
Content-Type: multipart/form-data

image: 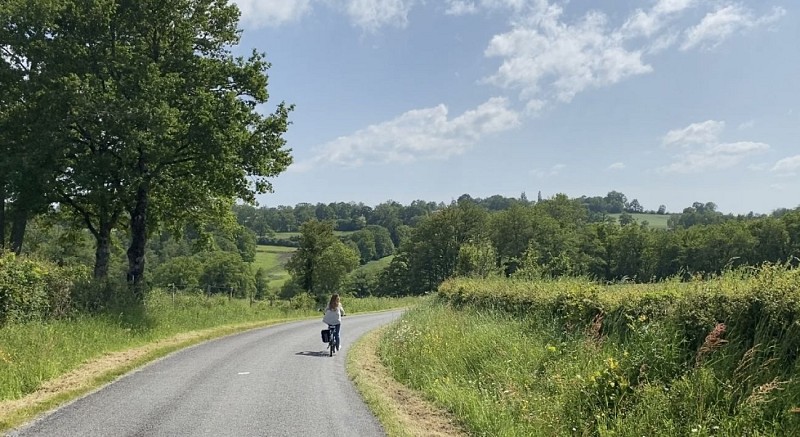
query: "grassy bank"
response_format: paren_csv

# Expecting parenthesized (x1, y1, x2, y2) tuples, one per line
(380, 266, 800, 436)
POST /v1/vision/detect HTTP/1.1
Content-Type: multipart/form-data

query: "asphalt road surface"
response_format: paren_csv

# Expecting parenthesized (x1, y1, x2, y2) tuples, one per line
(9, 310, 403, 437)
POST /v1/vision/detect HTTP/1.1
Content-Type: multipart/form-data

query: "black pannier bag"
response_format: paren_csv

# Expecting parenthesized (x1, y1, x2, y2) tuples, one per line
(321, 329, 330, 343)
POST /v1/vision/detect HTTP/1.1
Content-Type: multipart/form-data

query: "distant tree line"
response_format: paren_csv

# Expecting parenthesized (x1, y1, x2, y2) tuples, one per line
(308, 195, 800, 297)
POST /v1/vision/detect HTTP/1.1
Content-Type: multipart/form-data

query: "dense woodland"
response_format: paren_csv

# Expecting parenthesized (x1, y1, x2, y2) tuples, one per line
(235, 193, 800, 300)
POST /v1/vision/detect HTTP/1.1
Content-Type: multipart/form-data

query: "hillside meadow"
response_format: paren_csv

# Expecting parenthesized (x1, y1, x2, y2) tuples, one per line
(608, 213, 671, 229)
(253, 244, 295, 290)
(379, 264, 800, 436)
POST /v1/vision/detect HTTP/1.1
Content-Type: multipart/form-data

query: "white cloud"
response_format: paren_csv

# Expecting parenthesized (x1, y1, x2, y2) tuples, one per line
(681, 5, 786, 51)
(301, 97, 520, 168)
(622, 0, 697, 39)
(659, 120, 770, 173)
(478, 1, 785, 109)
(445, 0, 527, 15)
(445, 0, 477, 15)
(662, 120, 725, 146)
(772, 155, 800, 173)
(607, 162, 625, 170)
(484, 5, 653, 107)
(661, 142, 768, 173)
(345, 0, 417, 31)
(232, 0, 313, 28)
(531, 164, 565, 178)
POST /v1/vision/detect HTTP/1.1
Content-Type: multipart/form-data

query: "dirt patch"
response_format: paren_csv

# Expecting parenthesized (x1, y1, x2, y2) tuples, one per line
(348, 328, 466, 437)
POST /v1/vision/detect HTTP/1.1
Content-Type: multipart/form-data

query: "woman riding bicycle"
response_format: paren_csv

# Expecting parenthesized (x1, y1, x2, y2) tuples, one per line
(322, 294, 345, 351)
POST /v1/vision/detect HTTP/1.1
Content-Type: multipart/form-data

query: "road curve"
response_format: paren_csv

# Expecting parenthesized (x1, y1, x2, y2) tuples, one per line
(9, 310, 403, 437)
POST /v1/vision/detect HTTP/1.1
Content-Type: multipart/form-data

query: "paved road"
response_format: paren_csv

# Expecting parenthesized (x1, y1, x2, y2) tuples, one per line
(9, 310, 403, 437)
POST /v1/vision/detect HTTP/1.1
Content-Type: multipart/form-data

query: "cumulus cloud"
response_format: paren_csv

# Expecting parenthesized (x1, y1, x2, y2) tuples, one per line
(232, 0, 313, 28)
(622, 0, 697, 39)
(445, 0, 528, 15)
(484, 4, 653, 108)
(662, 120, 726, 147)
(659, 120, 769, 173)
(345, 0, 417, 31)
(607, 162, 626, 170)
(445, 0, 477, 15)
(681, 5, 786, 50)
(233, 0, 419, 31)
(478, 1, 784, 110)
(772, 155, 800, 174)
(300, 97, 520, 169)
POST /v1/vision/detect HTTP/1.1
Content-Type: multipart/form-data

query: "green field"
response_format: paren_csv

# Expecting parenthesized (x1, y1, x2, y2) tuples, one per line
(253, 245, 296, 290)
(354, 255, 395, 276)
(608, 213, 671, 229)
(273, 230, 355, 239)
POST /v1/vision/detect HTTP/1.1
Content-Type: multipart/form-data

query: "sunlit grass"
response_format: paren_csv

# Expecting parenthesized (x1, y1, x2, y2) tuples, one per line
(253, 244, 295, 289)
(381, 267, 800, 436)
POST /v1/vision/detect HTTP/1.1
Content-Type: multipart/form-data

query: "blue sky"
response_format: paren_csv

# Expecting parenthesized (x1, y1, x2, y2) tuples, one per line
(231, 0, 799, 215)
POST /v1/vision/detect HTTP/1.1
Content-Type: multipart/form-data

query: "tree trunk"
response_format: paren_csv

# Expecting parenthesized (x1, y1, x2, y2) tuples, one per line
(126, 183, 148, 298)
(10, 206, 27, 255)
(93, 224, 112, 279)
(0, 180, 5, 251)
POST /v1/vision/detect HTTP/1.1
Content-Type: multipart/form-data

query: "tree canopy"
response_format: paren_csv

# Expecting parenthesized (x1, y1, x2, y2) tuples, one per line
(1, 0, 292, 295)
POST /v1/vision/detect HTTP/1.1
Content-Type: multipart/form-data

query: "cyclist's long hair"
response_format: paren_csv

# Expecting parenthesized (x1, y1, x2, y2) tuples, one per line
(327, 294, 340, 310)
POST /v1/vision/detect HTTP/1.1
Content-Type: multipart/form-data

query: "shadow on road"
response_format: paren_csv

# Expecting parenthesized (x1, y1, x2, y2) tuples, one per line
(295, 350, 331, 358)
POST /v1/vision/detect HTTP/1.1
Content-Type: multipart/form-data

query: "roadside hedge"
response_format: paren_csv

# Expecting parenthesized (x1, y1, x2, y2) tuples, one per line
(0, 253, 89, 326)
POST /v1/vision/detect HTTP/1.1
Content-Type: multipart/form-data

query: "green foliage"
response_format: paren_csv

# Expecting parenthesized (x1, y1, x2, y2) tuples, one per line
(2, 0, 293, 284)
(151, 256, 204, 291)
(380, 265, 800, 436)
(253, 267, 270, 300)
(198, 251, 255, 298)
(0, 254, 88, 325)
(455, 241, 499, 278)
(384, 267, 800, 435)
(285, 220, 359, 299)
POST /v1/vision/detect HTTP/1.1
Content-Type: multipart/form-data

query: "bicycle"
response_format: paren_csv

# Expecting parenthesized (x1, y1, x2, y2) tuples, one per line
(326, 324, 339, 357)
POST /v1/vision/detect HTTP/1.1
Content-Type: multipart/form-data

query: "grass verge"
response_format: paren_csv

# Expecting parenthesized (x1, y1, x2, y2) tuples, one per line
(382, 278, 800, 436)
(346, 326, 466, 437)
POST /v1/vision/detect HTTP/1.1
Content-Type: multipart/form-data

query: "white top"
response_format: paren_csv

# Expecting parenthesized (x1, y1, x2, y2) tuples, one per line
(322, 305, 345, 325)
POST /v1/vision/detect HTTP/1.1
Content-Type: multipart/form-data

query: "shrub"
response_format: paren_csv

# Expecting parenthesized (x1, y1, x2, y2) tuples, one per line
(0, 254, 88, 325)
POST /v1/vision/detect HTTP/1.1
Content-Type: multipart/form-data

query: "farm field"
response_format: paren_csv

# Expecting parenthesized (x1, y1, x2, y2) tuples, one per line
(253, 245, 295, 290)
(608, 212, 671, 229)
(273, 230, 355, 239)
(354, 255, 395, 276)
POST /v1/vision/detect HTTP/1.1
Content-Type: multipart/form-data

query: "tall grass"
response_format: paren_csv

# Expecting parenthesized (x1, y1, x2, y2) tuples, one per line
(0, 290, 416, 402)
(380, 266, 800, 436)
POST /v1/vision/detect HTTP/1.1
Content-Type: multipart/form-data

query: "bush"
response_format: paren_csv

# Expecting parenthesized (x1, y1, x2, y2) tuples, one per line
(199, 251, 255, 298)
(0, 254, 88, 325)
(151, 256, 203, 291)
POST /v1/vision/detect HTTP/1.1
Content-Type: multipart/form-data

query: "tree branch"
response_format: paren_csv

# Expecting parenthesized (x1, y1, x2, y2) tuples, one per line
(57, 191, 100, 238)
